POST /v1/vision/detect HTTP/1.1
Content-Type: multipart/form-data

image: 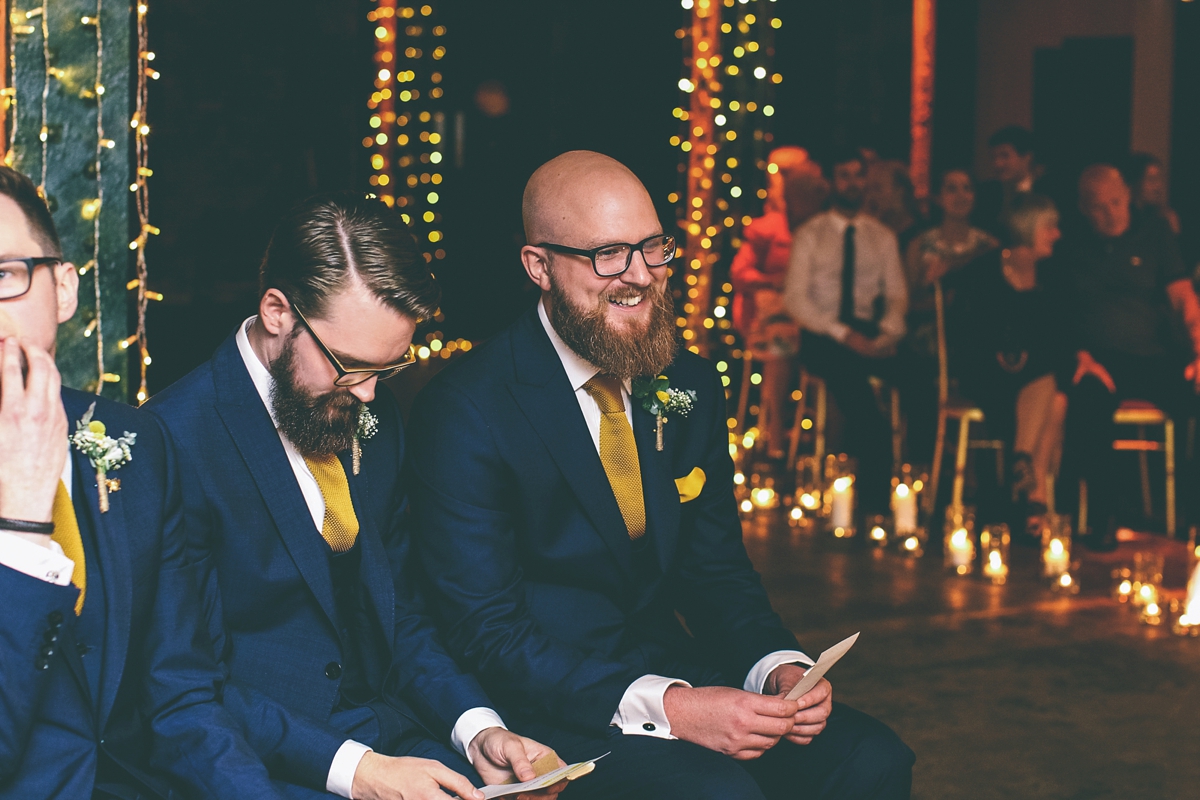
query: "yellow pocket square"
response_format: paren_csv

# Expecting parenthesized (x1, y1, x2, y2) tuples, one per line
(675, 467, 706, 503)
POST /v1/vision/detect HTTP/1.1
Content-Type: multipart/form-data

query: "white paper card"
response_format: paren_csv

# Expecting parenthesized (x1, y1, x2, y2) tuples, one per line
(784, 632, 860, 701)
(477, 753, 609, 799)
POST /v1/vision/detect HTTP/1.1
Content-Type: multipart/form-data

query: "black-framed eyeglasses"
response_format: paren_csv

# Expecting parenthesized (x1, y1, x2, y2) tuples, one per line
(535, 234, 676, 278)
(288, 300, 417, 387)
(0, 257, 62, 301)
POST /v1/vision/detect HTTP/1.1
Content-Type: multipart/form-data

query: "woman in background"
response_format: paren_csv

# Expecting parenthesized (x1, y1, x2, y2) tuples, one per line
(730, 146, 827, 459)
(1122, 152, 1180, 235)
(954, 193, 1068, 535)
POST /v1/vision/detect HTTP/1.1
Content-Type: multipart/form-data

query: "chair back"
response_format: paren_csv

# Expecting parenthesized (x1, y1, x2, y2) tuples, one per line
(934, 279, 949, 407)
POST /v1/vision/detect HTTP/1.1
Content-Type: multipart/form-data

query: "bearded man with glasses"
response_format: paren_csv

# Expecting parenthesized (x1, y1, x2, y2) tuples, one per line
(407, 151, 914, 799)
(145, 192, 563, 800)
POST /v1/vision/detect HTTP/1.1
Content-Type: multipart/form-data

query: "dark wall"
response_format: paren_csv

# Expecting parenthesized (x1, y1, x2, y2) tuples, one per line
(1171, 1, 1200, 268)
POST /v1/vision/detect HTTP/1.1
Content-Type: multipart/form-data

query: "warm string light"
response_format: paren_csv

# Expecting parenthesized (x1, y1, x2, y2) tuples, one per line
(671, 0, 781, 358)
(90, 0, 107, 393)
(910, 0, 936, 200)
(131, 1, 157, 402)
(367, 1, 452, 344)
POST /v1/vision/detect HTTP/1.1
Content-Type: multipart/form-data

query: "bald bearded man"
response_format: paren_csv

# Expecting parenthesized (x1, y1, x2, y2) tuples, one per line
(406, 152, 913, 799)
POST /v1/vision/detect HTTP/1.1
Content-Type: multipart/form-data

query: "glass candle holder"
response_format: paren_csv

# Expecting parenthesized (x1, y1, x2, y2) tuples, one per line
(786, 501, 807, 530)
(979, 524, 1010, 585)
(1139, 594, 1164, 626)
(795, 456, 821, 495)
(900, 527, 927, 557)
(1051, 569, 1080, 595)
(1111, 567, 1134, 604)
(1132, 551, 1165, 609)
(891, 479, 919, 536)
(943, 506, 976, 575)
(1188, 526, 1200, 575)
(826, 456, 856, 538)
(748, 471, 780, 513)
(1040, 515, 1072, 579)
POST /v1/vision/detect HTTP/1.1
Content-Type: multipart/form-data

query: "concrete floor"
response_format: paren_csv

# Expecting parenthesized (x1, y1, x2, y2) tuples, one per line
(743, 519, 1200, 800)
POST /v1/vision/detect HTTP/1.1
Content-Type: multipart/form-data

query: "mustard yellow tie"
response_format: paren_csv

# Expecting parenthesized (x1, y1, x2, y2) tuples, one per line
(303, 454, 360, 553)
(51, 480, 86, 615)
(583, 376, 646, 540)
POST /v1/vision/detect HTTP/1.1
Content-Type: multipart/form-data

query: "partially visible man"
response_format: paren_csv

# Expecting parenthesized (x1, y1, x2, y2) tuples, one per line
(784, 147, 908, 514)
(972, 125, 1041, 236)
(408, 150, 913, 800)
(1054, 164, 1200, 549)
(0, 166, 284, 798)
(145, 193, 560, 799)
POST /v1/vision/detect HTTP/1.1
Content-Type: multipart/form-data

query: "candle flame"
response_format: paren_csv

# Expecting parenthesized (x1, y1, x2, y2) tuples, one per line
(904, 536, 919, 551)
(989, 551, 1003, 569)
(800, 493, 819, 509)
(1049, 538, 1064, 556)
(895, 483, 910, 498)
(833, 476, 853, 492)
(870, 526, 886, 540)
(1059, 573, 1073, 588)
(951, 528, 969, 548)
(1118, 579, 1132, 595)
(789, 507, 803, 520)
(740, 499, 753, 513)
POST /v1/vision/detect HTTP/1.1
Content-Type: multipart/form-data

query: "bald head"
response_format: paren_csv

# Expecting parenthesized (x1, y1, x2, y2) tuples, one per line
(1079, 164, 1131, 238)
(522, 151, 657, 245)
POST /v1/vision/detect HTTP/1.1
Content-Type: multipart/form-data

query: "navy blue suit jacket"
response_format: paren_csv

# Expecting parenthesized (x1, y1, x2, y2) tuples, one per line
(406, 306, 801, 736)
(0, 388, 280, 799)
(144, 331, 493, 791)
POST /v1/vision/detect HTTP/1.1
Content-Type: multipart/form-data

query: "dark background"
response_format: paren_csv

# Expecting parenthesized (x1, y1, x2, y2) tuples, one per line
(142, 0, 1197, 394)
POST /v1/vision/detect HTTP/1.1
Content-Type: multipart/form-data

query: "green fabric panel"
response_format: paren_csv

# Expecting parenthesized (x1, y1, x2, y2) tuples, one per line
(10, 0, 132, 399)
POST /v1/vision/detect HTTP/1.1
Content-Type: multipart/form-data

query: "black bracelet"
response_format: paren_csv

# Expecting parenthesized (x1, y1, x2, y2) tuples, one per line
(0, 517, 55, 535)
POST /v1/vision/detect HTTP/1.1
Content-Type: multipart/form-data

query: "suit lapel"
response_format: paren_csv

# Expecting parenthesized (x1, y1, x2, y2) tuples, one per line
(507, 309, 633, 579)
(632, 402, 680, 579)
(345, 450, 395, 654)
(211, 335, 340, 633)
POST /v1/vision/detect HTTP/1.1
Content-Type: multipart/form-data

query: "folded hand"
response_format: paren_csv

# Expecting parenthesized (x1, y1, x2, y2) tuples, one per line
(663, 685, 798, 760)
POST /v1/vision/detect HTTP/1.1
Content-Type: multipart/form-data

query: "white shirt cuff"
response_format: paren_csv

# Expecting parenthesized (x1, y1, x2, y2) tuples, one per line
(610, 674, 692, 739)
(451, 707, 508, 762)
(0, 531, 74, 586)
(744, 650, 815, 694)
(327, 739, 372, 799)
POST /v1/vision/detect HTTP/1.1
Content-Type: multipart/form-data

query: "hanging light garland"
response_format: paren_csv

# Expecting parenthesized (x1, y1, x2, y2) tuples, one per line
(4, 0, 153, 401)
(670, 0, 781, 359)
(909, 0, 936, 200)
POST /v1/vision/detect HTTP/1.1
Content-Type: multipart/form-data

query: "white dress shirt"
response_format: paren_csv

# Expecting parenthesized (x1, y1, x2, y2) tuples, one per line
(234, 318, 506, 798)
(783, 210, 908, 347)
(0, 454, 76, 585)
(537, 301, 813, 740)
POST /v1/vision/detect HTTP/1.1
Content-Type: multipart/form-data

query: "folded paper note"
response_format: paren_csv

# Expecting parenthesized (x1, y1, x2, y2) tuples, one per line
(784, 632, 860, 701)
(478, 753, 609, 799)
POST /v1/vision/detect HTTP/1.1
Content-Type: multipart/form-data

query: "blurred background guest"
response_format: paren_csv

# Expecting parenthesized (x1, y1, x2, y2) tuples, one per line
(973, 126, 1042, 237)
(730, 146, 827, 459)
(865, 159, 925, 254)
(953, 194, 1067, 535)
(1122, 152, 1181, 236)
(1053, 164, 1200, 550)
(785, 147, 908, 513)
(901, 168, 997, 462)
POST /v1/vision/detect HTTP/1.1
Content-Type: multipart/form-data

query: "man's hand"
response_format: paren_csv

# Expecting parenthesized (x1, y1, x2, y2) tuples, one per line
(843, 331, 876, 358)
(468, 727, 566, 795)
(350, 752, 483, 800)
(763, 664, 834, 746)
(1073, 350, 1116, 393)
(1184, 356, 1200, 394)
(663, 685, 798, 760)
(0, 338, 67, 543)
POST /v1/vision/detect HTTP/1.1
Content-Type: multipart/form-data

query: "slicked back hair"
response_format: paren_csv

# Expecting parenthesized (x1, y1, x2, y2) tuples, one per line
(259, 191, 440, 322)
(0, 166, 62, 258)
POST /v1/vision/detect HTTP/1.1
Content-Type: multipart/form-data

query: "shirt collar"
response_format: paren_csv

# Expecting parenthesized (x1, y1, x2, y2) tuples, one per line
(538, 298, 601, 392)
(235, 315, 279, 427)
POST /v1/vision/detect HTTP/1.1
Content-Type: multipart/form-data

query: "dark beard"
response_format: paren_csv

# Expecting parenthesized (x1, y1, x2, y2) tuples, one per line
(547, 273, 678, 380)
(269, 332, 360, 457)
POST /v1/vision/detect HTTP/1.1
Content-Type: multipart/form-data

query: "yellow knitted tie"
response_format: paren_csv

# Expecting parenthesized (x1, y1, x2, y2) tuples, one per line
(583, 376, 646, 540)
(51, 480, 86, 615)
(303, 454, 360, 553)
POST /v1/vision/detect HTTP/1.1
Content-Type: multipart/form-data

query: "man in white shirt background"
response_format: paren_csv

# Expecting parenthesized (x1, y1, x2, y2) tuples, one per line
(144, 192, 562, 800)
(784, 148, 908, 516)
(407, 151, 914, 799)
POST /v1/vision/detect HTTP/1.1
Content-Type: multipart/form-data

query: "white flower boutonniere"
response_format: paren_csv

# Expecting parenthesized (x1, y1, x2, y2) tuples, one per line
(351, 404, 379, 475)
(70, 402, 136, 513)
(632, 375, 698, 451)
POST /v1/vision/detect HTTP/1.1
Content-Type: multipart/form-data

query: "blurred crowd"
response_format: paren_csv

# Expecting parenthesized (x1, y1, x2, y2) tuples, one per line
(730, 126, 1196, 549)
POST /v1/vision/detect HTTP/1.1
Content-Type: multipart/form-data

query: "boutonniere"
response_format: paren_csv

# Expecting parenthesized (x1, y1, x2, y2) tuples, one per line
(631, 375, 697, 451)
(70, 402, 136, 513)
(351, 404, 378, 475)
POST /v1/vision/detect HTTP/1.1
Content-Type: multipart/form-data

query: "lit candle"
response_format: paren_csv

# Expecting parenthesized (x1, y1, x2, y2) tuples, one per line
(983, 549, 1008, 584)
(892, 482, 918, 534)
(1042, 536, 1069, 578)
(751, 486, 776, 509)
(902, 533, 924, 557)
(1173, 562, 1200, 636)
(830, 476, 854, 529)
(787, 505, 805, 528)
(869, 525, 887, 543)
(946, 526, 974, 574)
(799, 491, 820, 511)
(1052, 571, 1079, 595)
(979, 526, 1009, 585)
(1115, 579, 1133, 603)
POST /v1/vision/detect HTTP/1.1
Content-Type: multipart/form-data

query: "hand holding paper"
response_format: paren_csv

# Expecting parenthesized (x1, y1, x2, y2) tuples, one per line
(477, 754, 607, 800)
(785, 632, 860, 702)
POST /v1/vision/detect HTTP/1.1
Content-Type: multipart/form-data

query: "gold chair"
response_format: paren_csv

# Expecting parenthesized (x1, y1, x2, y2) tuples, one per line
(1078, 400, 1175, 537)
(923, 280, 1005, 518)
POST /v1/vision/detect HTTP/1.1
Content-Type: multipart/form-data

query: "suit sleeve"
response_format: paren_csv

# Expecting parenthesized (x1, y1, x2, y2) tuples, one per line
(138, 417, 291, 800)
(671, 366, 803, 682)
(407, 382, 644, 735)
(0, 564, 78, 782)
(379, 402, 496, 742)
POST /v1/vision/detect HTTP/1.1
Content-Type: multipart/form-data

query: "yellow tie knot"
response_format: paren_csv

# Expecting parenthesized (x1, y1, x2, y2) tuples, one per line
(583, 375, 626, 415)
